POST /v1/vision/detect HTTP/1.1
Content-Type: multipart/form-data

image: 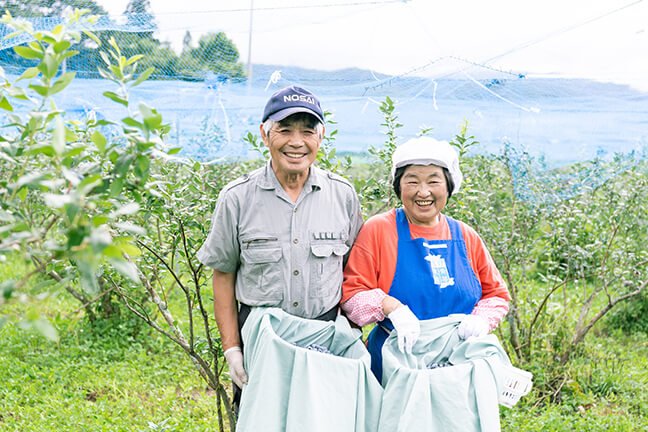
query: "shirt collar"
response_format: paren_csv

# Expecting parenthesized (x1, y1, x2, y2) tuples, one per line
(258, 159, 322, 192)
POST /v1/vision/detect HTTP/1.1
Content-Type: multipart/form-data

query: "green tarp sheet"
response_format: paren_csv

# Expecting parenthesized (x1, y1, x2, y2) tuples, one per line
(379, 314, 512, 432)
(237, 307, 383, 432)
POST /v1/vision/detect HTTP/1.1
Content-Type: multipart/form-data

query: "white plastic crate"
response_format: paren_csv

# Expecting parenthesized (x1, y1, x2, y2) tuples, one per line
(497, 364, 533, 408)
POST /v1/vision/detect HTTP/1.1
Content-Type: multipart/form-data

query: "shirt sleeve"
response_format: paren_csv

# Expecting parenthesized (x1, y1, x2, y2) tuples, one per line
(341, 217, 386, 303)
(196, 188, 240, 273)
(471, 296, 510, 332)
(340, 289, 387, 326)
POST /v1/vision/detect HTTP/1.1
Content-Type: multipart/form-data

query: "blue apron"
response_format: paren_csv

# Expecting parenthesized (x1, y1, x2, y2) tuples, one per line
(367, 209, 482, 380)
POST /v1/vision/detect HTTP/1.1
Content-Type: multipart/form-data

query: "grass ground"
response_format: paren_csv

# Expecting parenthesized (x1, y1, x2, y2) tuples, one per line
(0, 256, 227, 432)
(2, 255, 647, 431)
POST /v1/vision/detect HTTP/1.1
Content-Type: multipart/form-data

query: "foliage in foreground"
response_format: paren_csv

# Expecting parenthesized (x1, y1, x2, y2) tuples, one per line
(0, 8, 647, 432)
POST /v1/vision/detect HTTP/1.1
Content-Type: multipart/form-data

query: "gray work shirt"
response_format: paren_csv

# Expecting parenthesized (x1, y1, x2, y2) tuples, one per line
(197, 160, 364, 319)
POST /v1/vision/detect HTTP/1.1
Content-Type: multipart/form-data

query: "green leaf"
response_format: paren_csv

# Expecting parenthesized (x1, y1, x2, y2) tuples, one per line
(49, 72, 76, 96)
(18, 67, 40, 81)
(89, 226, 112, 253)
(44, 193, 72, 208)
(39, 35, 56, 45)
(99, 51, 111, 66)
(167, 147, 182, 155)
(110, 202, 140, 217)
(14, 45, 43, 59)
(109, 259, 140, 283)
(52, 116, 66, 154)
(38, 54, 59, 79)
(62, 145, 84, 158)
(92, 215, 110, 227)
(0, 210, 15, 223)
(144, 116, 162, 132)
(135, 154, 150, 179)
(0, 280, 16, 299)
(125, 54, 144, 66)
(77, 174, 103, 196)
(65, 203, 81, 222)
(68, 31, 81, 43)
(24, 144, 56, 157)
(29, 84, 49, 97)
(109, 64, 123, 80)
(132, 67, 155, 87)
(53, 40, 71, 53)
(61, 168, 81, 187)
(83, 30, 101, 46)
(0, 96, 13, 112)
(114, 222, 146, 236)
(114, 153, 135, 178)
(112, 237, 142, 257)
(60, 50, 79, 60)
(32, 318, 59, 342)
(108, 37, 120, 54)
(91, 130, 107, 152)
(14, 171, 47, 189)
(77, 260, 99, 295)
(103, 91, 128, 107)
(110, 177, 124, 197)
(121, 117, 143, 129)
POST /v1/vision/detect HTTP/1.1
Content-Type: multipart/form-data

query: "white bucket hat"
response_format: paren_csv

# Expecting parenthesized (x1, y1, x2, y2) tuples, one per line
(391, 136, 463, 195)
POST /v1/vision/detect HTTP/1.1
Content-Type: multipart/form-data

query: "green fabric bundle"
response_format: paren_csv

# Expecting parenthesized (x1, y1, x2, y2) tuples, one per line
(379, 314, 512, 432)
(238, 307, 383, 432)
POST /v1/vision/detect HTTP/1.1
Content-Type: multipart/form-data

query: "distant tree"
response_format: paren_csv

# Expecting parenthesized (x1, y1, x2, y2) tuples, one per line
(182, 30, 192, 51)
(0, 1, 245, 81)
(124, 0, 156, 37)
(0, 0, 107, 17)
(0, 0, 108, 74)
(180, 32, 245, 81)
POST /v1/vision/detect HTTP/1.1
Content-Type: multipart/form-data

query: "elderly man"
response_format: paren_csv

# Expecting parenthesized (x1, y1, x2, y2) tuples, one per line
(197, 85, 363, 402)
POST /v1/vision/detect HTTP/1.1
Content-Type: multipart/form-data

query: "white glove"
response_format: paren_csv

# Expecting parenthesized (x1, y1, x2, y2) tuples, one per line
(224, 346, 248, 388)
(457, 314, 489, 339)
(388, 305, 420, 354)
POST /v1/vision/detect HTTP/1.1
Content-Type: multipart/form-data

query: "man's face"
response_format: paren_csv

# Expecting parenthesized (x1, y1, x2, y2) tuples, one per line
(261, 115, 323, 178)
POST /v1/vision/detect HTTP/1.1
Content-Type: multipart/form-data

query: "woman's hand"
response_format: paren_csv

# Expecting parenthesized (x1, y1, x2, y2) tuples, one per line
(457, 314, 489, 339)
(387, 304, 420, 354)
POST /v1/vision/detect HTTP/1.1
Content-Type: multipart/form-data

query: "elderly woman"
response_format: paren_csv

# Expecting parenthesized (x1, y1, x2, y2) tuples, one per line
(341, 136, 511, 380)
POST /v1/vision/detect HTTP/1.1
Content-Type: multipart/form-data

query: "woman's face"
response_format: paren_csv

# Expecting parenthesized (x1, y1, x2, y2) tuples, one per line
(399, 164, 448, 227)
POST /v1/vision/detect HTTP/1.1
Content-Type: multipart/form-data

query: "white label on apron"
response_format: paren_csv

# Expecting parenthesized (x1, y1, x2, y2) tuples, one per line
(423, 243, 448, 250)
(425, 254, 455, 288)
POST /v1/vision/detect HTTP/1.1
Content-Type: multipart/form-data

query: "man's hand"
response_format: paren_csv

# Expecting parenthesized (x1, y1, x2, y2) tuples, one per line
(388, 305, 420, 354)
(457, 314, 489, 339)
(224, 346, 248, 388)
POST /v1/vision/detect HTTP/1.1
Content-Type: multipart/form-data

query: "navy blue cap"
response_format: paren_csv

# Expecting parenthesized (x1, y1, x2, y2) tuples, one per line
(262, 85, 324, 124)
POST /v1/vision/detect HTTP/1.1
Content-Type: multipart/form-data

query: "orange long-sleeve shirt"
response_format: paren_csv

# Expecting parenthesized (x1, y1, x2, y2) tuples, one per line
(341, 209, 510, 303)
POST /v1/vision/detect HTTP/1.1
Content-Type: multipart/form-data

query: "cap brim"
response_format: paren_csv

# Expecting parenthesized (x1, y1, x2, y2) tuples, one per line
(268, 107, 324, 123)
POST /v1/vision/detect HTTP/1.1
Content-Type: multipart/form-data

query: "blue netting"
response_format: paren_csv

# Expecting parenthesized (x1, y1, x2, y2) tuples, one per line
(1, 1, 647, 205)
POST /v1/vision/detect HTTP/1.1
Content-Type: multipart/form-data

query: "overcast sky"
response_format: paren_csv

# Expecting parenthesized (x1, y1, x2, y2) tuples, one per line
(97, 0, 648, 91)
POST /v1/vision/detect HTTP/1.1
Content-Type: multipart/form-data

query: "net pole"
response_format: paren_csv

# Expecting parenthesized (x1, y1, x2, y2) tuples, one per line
(247, 0, 254, 89)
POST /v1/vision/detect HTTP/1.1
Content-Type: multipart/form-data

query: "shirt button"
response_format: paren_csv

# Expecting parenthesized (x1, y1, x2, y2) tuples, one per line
(293, 301, 299, 307)
(294, 207, 298, 213)
(293, 270, 299, 276)
(293, 238, 299, 244)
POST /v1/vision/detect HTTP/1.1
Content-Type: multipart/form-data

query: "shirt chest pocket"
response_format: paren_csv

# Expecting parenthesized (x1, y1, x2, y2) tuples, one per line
(240, 246, 284, 302)
(309, 242, 349, 298)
